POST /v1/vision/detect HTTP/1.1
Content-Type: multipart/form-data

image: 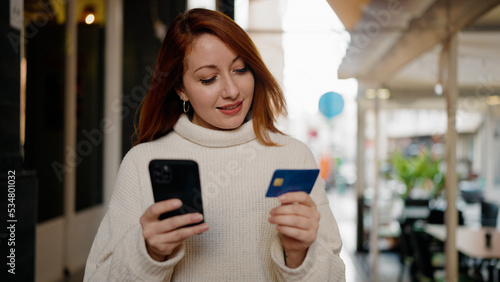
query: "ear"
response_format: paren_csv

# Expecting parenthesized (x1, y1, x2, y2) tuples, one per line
(178, 91, 188, 102)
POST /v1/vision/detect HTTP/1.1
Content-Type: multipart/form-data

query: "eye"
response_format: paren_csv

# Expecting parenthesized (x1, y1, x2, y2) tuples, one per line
(200, 76, 216, 85)
(235, 67, 249, 74)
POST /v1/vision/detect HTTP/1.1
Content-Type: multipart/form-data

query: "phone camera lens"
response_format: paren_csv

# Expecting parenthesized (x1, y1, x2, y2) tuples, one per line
(161, 165, 173, 183)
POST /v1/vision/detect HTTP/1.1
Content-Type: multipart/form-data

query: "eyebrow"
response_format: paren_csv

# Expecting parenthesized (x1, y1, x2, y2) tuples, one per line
(193, 55, 241, 73)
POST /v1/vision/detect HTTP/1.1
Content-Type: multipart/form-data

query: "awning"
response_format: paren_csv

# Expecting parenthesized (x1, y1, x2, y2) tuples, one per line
(325, 0, 371, 31)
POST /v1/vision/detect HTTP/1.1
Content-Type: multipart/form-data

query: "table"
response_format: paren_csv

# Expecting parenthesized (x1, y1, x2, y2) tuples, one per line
(424, 224, 500, 259)
(425, 224, 500, 281)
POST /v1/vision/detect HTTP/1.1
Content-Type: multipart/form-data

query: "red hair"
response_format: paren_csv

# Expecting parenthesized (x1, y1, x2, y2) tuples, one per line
(133, 8, 286, 146)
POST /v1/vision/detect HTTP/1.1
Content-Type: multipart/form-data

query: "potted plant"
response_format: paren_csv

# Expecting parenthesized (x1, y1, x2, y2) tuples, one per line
(389, 149, 444, 199)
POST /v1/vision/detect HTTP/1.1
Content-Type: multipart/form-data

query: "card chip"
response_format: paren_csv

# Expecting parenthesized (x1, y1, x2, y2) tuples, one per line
(273, 178, 284, 187)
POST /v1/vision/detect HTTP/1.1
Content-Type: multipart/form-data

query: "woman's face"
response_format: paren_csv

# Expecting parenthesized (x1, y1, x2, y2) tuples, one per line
(179, 34, 255, 130)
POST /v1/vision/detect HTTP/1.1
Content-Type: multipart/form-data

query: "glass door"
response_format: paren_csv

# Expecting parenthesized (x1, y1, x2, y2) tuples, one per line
(23, 1, 108, 280)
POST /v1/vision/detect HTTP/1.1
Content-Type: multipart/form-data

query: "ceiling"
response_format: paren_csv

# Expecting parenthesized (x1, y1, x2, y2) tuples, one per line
(329, 0, 500, 100)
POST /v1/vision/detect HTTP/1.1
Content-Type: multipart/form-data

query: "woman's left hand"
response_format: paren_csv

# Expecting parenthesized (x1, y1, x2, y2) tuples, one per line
(268, 191, 320, 268)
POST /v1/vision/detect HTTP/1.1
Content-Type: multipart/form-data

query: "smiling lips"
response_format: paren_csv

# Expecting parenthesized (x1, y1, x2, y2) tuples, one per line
(217, 101, 243, 115)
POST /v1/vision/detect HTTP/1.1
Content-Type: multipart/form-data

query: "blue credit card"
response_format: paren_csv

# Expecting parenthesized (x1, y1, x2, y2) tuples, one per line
(266, 169, 320, 197)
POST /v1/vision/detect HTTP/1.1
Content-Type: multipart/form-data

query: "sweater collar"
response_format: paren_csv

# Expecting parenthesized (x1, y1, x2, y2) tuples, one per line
(173, 114, 257, 148)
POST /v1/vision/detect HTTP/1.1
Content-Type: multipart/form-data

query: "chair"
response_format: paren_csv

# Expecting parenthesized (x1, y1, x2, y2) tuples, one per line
(408, 227, 445, 282)
(465, 201, 500, 281)
(461, 189, 483, 204)
(403, 199, 430, 222)
(427, 208, 465, 226)
(398, 199, 430, 281)
(481, 201, 499, 227)
(398, 221, 415, 282)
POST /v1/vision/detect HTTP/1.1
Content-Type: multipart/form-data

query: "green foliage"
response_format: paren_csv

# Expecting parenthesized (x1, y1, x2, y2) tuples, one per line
(391, 151, 418, 198)
(389, 149, 444, 198)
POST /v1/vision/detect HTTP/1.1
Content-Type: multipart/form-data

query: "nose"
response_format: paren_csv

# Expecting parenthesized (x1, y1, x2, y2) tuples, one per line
(221, 75, 239, 99)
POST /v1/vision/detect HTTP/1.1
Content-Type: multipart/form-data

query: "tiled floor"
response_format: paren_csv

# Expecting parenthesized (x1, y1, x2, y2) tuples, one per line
(327, 187, 411, 282)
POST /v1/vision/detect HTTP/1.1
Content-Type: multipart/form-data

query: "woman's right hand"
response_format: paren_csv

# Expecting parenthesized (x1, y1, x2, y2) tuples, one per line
(140, 198, 209, 262)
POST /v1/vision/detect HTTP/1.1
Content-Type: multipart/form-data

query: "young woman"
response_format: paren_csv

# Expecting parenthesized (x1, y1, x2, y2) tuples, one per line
(84, 8, 345, 281)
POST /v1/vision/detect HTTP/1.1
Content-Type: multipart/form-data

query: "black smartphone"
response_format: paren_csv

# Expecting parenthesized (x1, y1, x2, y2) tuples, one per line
(148, 159, 204, 225)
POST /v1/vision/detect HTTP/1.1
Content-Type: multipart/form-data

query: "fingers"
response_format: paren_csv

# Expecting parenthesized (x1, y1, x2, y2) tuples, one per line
(141, 198, 205, 235)
(270, 202, 317, 218)
(147, 222, 209, 250)
(268, 192, 320, 247)
(269, 209, 318, 229)
(269, 207, 320, 236)
(140, 199, 209, 260)
(277, 192, 316, 207)
(145, 223, 209, 260)
(141, 198, 205, 230)
(269, 192, 320, 223)
(142, 211, 205, 236)
(142, 198, 182, 222)
(275, 225, 317, 243)
(159, 212, 205, 233)
(149, 223, 209, 246)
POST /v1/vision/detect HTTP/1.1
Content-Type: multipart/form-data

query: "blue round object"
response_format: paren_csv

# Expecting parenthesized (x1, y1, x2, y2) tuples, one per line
(319, 91, 344, 119)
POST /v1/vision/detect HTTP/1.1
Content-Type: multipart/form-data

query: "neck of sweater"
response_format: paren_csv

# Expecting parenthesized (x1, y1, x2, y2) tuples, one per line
(173, 114, 257, 148)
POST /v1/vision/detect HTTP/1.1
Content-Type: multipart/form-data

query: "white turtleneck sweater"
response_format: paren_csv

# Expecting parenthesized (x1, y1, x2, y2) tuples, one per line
(84, 115, 345, 281)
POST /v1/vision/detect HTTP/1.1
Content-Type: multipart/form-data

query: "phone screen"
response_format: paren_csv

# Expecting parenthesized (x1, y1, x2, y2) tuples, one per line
(149, 159, 204, 223)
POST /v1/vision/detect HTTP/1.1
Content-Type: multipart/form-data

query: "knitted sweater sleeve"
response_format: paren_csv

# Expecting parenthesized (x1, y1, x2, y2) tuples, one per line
(270, 144, 346, 281)
(83, 150, 184, 282)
